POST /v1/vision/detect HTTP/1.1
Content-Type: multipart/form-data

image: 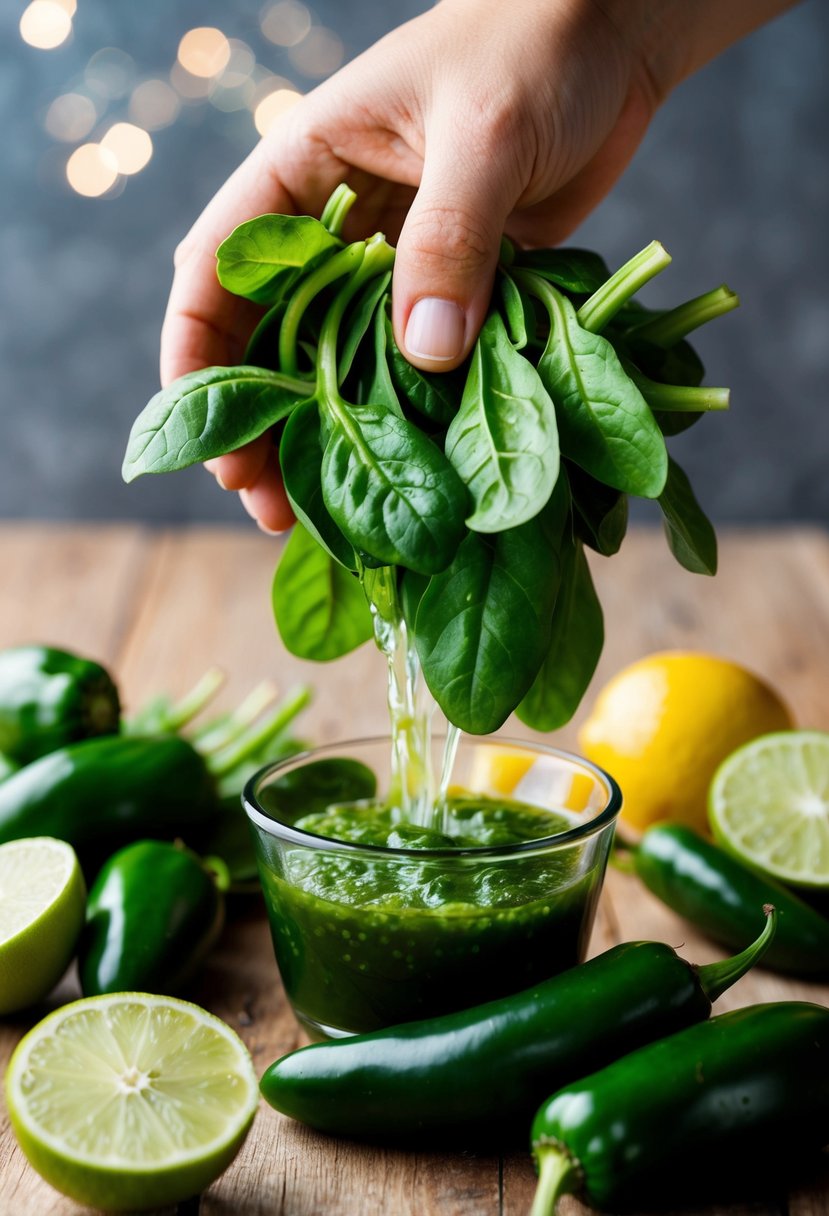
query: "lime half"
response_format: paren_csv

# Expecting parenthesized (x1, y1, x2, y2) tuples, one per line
(5, 993, 259, 1211)
(0, 837, 86, 1015)
(709, 730, 829, 887)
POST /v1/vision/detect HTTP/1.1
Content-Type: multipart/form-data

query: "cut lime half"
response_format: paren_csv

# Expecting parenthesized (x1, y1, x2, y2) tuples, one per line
(709, 730, 829, 888)
(5, 993, 259, 1211)
(0, 836, 86, 1015)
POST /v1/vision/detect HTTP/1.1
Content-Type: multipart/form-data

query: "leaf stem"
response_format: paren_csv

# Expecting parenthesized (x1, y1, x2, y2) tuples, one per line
(318, 235, 395, 411)
(160, 667, 226, 731)
(279, 242, 367, 377)
(320, 184, 357, 237)
(195, 680, 280, 754)
(631, 368, 730, 412)
(208, 684, 312, 778)
(631, 284, 740, 347)
(577, 240, 672, 333)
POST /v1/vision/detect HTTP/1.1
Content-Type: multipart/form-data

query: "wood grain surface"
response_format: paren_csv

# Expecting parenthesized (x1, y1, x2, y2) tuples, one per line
(1, 523, 828, 1216)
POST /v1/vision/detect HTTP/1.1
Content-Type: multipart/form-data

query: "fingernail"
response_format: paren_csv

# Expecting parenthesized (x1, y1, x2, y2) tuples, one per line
(404, 298, 465, 362)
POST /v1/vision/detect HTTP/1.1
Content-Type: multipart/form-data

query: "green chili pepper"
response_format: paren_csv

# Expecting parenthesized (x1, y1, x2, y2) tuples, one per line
(0, 645, 120, 765)
(0, 734, 220, 873)
(259, 909, 776, 1146)
(530, 1001, 829, 1215)
(78, 840, 226, 996)
(633, 821, 829, 977)
(0, 754, 19, 783)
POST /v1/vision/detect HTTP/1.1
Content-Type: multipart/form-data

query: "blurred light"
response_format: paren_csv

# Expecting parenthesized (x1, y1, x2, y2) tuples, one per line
(19, 1, 72, 50)
(66, 144, 119, 197)
(289, 27, 343, 78)
(170, 61, 212, 101)
(260, 0, 312, 47)
(52, 0, 77, 14)
(85, 48, 135, 100)
(254, 87, 301, 136)
(44, 92, 97, 142)
(210, 78, 255, 113)
(220, 39, 256, 87)
(129, 79, 180, 130)
(101, 123, 152, 175)
(177, 27, 231, 78)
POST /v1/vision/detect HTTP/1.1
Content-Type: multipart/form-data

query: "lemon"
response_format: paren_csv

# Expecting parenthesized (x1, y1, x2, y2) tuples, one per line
(0, 837, 86, 1015)
(578, 651, 793, 835)
(709, 730, 829, 887)
(5, 992, 259, 1211)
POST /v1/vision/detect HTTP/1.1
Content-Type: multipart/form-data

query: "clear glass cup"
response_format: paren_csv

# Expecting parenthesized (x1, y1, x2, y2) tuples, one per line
(243, 735, 622, 1040)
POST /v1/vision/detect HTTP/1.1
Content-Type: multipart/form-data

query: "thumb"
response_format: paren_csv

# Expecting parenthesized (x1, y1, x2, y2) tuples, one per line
(391, 125, 517, 372)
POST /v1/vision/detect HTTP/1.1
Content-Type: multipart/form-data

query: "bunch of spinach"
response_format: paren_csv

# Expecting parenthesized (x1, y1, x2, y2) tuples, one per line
(123, 185, 737, 735)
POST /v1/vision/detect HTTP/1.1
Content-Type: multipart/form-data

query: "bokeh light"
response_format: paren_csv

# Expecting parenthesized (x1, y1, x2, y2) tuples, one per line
(44, 92, 97, 142)
(66, 144, 120, 197)
(260, 1, 312, 48)
(288, 27, 343, 78)
(209, 39, 257, 112)
(101, 124, 153, 175)
(253, 87, 301, 136)
(52, 0, 77, 12)
(19, 1, 72, 50)
(177, 28, 231, 78)
(129, 79, 180, 131)
(170, 61, 212, 101)
(85, 48, 135, 100)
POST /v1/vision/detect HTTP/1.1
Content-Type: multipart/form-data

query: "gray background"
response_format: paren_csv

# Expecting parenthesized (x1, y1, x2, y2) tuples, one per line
(1, 0, 827, 526)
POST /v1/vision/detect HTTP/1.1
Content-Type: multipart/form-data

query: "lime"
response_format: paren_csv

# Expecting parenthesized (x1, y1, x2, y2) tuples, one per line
(709, 730, 829, 887)
(0, 837, 86, 1015)
(5, 993, 259, 1211)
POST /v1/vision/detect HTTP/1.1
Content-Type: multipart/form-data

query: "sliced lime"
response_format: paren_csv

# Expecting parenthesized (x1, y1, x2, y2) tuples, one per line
(709, 730, 829, 887)
(0, 837, 86, 1015)
(5, 993, 259, 1211)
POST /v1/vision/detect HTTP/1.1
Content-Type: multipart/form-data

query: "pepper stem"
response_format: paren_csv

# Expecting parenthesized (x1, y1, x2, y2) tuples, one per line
(530, 1145, 579, 1216)
(697, 904, 778, 1003)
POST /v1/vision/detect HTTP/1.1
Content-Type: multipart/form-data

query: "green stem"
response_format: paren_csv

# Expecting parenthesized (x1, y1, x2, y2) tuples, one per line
(195, 681, 280, 754)
(697, 904, 778, 1003)
(160, 668, 226, 732)
(208, 685, 312, 778)
(631, 284, 739, 347)
(530, 1146, 579, 1216)
(320, 183, 357, 237)
(577, 240, 672, 333)
(279, 242, 367, 377)
(630, 368, 731, 412)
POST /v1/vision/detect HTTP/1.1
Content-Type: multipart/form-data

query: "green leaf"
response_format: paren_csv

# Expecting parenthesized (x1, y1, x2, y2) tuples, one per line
(498, 271, 528, 349)
(532, 282, 668, 498)
(321, 403, 468, 575)
(122, 366, 310, 481)
(445, 312, 559, 532)
(386, 316, 460, 426)
(658, 456, 718, 575)
(567, 462, 628, 557)
(216, 214, 341, 304)
(272, 523, 374, 661)
(513, 248, 611, 294)
(365, 302, 404, 417)
(338, 274, 392, 383)
(243, 301, 286, 368)
(517, 536, 603, 731)
(414, 516, 560, 734)
(279, 399, 357, 569)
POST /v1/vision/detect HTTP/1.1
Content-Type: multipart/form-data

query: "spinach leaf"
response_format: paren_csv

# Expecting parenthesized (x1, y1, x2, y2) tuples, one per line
(243, 301, 285, 369)
(279, 399, 357, 570)
(513, 248, 611, 294)
(658, 456, 718, 575)
(524, 277, 668, 498)
(122, 366, 310, 481)
(272, 523, 374, 660)
(445, 312, 560, 532)
(567, 462, 628, 557)
(216, 214, 341, 304)
(365, 301, 403, 417)
(386, 316, 460, 427)
(517, 535, 603, 731)
(498, 270, 529, 349)
(321, 403, 468, 575)
(414, 515, 560, 734)
(338, 273, 391, 383)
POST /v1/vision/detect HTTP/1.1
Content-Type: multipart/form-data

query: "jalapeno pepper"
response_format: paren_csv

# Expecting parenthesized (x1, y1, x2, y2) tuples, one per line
(0, 645, 120, 765)
(78, 840, 226, 996)
(530, 1001, 829, 1215)
(259, 909, 776, 1146)
(633, 821, 829, 977)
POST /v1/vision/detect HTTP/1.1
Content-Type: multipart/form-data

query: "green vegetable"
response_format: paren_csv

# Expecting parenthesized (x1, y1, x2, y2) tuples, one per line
(633, 821, 829, 977)
(124, 186, 738, 734)
(0, 645, 120, 765)
(530, 1001, 829, 1214)
(259, 911, 775, 1146)
(78, 840, 225, 996)
(0, 734, 220, 873)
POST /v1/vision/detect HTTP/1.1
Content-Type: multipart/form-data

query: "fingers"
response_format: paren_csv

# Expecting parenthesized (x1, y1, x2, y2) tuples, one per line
(239, 457, 295, 535)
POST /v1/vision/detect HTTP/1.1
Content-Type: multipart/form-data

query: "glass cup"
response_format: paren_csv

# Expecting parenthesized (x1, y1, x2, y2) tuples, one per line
(243, 735, 622, 1040)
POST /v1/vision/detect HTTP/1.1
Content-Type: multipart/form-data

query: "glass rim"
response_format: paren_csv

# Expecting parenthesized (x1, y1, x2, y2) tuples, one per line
(242, 734, 623, 860)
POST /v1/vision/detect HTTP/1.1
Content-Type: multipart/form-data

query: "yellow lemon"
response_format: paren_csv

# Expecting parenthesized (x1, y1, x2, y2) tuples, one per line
(578, 651, 794, 835)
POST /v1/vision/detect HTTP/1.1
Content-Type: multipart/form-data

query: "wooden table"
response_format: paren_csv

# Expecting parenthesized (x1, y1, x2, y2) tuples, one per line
(1, 523, 828, 1216)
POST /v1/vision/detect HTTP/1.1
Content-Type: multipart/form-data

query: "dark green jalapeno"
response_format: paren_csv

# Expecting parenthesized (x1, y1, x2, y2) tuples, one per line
(259, 909, 776, 1146)
(633, 821, 829, 977)
(79, 840, 226, 996)
(530, 1001, 829, 1215)
(0, 734, 220, 873)
(0, 645, 120, 764)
